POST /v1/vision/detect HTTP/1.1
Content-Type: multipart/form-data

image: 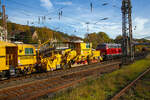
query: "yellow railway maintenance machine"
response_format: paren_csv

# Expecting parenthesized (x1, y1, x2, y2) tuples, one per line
(0, 41, 37, 79)
(37, 40, 63, 72)
(67, 42, 102, 66)
(38, 40, 102, 72)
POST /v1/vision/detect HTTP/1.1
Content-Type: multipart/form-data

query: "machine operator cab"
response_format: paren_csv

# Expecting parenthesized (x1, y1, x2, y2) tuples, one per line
(67, 41, 101, 64)
(0, 41, 18, 78)
(16, 43, 37, 74)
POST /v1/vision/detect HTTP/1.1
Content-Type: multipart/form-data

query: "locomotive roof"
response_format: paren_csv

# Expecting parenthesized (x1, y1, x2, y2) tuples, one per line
(98, 43, 121, 46)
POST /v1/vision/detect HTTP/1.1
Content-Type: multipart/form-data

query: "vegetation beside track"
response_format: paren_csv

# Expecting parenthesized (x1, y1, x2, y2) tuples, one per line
(44, 55, 150, 100)
(120, 71, 150, 100)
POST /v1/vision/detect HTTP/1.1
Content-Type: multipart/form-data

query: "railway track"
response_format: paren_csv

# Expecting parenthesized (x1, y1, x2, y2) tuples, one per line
(0, 61, 121, 100)
(0, 59, 120, 89)
(111, 66, 150, 100)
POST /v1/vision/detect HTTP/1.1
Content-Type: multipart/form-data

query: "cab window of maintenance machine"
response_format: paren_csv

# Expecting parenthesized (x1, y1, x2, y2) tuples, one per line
(25, 48, 33, 55)
(86, 43, 90, 48)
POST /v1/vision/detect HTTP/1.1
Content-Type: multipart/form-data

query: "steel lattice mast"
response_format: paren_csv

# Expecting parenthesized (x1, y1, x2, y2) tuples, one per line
(121, 0, 134, 64)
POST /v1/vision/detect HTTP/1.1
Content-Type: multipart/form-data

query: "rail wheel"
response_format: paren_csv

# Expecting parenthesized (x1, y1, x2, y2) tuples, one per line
(15, 69, 22, 77)
(63, 62, 71, 70)
(0, 71, 8, 80)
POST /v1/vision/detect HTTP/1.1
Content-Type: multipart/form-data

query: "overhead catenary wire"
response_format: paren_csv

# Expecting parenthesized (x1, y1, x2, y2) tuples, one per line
(6, 0, 116, 23)
(6, 0, 69, 24)
(5, 5, 59, 27)
(6, 0, 62, 22)
(5, 0, 126, 37)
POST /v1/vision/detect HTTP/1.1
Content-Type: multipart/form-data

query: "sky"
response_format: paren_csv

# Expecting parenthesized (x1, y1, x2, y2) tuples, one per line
(3, 0, 150, 39)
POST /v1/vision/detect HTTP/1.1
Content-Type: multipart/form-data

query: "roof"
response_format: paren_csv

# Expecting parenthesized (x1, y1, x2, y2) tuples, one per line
(0, 41, 17, 48)
(16, 43, 35, 48)
(98, 43, 121, 46)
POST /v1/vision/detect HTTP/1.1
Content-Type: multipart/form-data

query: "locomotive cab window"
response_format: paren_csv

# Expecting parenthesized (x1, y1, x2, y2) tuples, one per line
(86, 43, 90, 48)
(25, 48, 33, 55)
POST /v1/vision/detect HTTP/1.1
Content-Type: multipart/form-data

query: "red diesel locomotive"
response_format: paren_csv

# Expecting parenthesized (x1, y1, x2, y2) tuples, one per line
(96, 43, 122, 60)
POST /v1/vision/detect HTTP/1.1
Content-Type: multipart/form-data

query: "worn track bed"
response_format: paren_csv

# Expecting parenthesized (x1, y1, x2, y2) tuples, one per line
(0, 59, 120, 89)
(0, 61, 121, 100)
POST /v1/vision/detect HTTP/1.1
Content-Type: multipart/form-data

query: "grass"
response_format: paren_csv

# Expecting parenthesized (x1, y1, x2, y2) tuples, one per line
(42, 55, 150, 100)
(120, 71, 150, 100)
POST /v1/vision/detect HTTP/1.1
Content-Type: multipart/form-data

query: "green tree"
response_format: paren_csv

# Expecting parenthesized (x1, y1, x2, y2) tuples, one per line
(115, 35, 123, 43)
(84, 32, 111, 49)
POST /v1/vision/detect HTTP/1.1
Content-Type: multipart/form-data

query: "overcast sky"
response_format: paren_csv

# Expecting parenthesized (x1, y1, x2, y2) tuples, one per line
(4, 0, 150, 39)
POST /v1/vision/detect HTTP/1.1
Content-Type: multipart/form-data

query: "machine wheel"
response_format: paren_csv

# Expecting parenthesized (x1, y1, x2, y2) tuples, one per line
(63, 62, 71, 70)
(68, 61, 72, 68)
(16, 69, 23, 77)
(0, 71, 8, 80)
(87, 55, 91, 65)
(63, 64, 68, 70)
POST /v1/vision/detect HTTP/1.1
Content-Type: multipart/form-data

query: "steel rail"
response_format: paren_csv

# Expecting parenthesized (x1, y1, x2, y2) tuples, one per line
(0, 59, 120, 88)
(0, 61, 121, 100)
(111, 67, 150, 100)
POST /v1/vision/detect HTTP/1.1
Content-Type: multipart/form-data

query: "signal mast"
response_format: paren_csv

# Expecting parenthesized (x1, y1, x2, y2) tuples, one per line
(121, 0, 134, 63)
(0, 0, 7, 41)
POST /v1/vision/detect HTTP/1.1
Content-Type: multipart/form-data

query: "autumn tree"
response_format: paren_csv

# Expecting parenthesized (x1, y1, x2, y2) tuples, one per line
(84, 32, 111, 49)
